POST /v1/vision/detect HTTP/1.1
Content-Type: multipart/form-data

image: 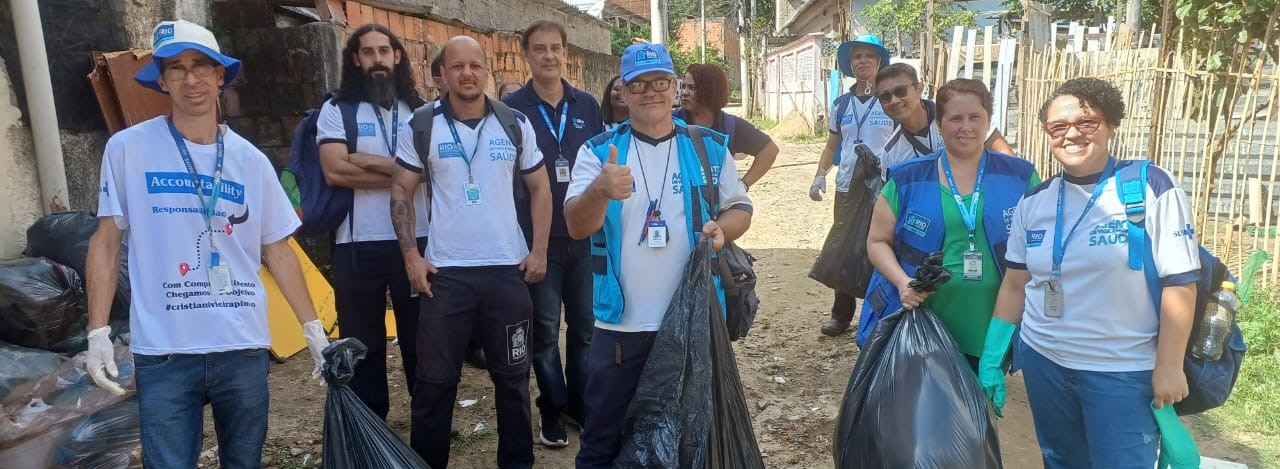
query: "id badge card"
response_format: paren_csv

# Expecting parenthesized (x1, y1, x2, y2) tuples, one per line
(647, 220, 668, 248)
(464, 181, 482, 206)
(1044, 277, 1065, 318)
(208, 252, 233, 295)
(554, 157, 572, 183)
(962, 249, 983, 281)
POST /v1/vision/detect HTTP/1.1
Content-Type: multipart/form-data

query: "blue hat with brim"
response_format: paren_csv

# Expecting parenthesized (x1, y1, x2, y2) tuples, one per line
(620, 43, 676, 82)
(837, 34, 891, 78)
(134, 20, 241, 93)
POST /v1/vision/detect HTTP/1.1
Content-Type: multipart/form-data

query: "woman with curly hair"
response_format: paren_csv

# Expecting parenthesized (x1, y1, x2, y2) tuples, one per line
(676, 63, 779, 189)
(978, 77, 1201, 468)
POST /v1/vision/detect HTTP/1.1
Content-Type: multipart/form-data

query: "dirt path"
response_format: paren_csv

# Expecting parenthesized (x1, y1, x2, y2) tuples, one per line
(233, 134, 1263, 468)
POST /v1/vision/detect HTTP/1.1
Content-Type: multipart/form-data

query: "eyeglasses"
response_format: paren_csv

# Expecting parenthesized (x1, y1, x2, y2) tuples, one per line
(162, 62, 217, 82)
(625, 78, 673, 94)
(877, 84, 916, 103)
(1042, 116, 1102, 138)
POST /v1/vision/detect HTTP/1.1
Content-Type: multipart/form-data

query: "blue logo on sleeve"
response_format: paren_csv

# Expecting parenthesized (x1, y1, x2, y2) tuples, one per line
(1026, 230, 1046, 247)
(357, 123, 376, 137)
(903, 211, 930, 237)
(438, 142, 465, 159)
(153, 24, 174, 48)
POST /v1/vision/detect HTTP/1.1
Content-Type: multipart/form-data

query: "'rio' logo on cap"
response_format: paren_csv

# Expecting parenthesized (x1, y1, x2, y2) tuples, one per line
(635, 48, 660, 66)
(154, 24, 175, 48)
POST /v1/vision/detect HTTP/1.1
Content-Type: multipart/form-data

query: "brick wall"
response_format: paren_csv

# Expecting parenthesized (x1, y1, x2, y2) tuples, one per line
(609, 0, 651, 20)
(674, 18, 742, 89)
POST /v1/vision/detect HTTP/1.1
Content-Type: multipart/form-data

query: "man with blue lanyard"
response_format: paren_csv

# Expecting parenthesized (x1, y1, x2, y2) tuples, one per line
(84, 20, 329, 467)
(501, 20, 604, 448)
(811, 34, 896, 337)
(564, 43, 753, 468)
(316, 23, 430, 420)
(391, 35, 552, 469)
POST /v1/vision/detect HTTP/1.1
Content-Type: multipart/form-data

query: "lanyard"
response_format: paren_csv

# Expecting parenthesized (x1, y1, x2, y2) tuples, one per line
(373, 103, 399, 156)
(445, 114, 490, 182)
(632, 136, 674, 244)
(845, 96, 875, 137)
(166, 117, 224, 234)
(940, 151, 987, 250)
(1052, 157, 1117, 276)
(537, 101, 569, 144)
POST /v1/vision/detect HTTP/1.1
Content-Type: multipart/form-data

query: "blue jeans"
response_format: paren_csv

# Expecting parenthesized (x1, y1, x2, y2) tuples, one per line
(527, 237, 594, 420)
(135, 348, 270, 469)
(1015, 340, 1160, 469)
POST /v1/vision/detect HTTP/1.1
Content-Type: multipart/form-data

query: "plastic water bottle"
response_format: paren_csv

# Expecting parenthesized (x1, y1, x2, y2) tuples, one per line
(1191, 281, 1239, 360)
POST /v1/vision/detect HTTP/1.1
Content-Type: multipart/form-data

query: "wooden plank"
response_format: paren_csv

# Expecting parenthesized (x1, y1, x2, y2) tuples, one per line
(963, 29, 976, 79)
(982, 25, 993, 83)
(101, 50, 175, 129)
(946, 25, 963, 80)
(87, 52, 125, 135)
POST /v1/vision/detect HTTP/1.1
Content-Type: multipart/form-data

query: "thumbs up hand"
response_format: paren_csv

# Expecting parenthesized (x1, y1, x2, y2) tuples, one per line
(593, 144, 633, 200)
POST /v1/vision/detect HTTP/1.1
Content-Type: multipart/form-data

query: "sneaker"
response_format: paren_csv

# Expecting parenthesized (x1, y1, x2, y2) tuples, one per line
(821, 318, 851, 337)
(539, 413, 569, 448)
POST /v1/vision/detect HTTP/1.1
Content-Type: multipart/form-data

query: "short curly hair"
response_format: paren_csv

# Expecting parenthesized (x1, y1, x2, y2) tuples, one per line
(1038, 77, 1126, 127)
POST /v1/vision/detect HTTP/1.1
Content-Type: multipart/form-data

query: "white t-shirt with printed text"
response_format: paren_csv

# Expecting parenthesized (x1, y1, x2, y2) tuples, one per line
(829, 93, 894, 192)
(395, 100, 544, 267)
(565, 130, 752, 332)
(1005, 163, 1200, 372)
(97, 117, 301, 355)
(316, 99, 429, 243)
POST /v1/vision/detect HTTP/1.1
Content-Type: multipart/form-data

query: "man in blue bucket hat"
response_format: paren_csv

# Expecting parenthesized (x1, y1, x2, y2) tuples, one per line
(85, 19, 329, 468)
(812, 34, 897, 337)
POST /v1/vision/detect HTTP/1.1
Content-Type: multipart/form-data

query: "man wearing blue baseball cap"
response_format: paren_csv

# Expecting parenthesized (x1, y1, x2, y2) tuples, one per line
(564, 42, 753, 468)
(84, 19, 329, 468)
(812, 34, 897, 337)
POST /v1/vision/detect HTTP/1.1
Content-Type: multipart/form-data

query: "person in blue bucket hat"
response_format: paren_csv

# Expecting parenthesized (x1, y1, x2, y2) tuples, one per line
(812, 34, 897, 337)
(86, 19, 330, 468)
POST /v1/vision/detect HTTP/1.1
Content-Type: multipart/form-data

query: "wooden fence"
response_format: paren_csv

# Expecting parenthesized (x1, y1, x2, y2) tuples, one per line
(1017, 29, 1280, 284)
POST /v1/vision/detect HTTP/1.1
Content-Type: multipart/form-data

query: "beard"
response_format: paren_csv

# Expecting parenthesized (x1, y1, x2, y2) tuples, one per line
(364, 66, 396, 108)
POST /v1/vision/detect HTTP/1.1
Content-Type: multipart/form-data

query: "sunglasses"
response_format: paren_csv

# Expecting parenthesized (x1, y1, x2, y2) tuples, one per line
(877, 84, 916, 103)
(1042, 116, 1102, 138)
(625, 78, 673, 94)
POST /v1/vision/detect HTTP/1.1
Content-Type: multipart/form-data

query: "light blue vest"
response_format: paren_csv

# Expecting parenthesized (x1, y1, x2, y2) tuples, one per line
(582, 119, 730, 324)
(857, 150, 1037, 345)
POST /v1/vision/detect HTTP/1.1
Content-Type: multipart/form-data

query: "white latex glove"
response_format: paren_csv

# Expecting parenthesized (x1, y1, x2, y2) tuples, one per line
(85, 326, 126, 396)
(809, 175, 827, 201)
(302, 320, 329, 380)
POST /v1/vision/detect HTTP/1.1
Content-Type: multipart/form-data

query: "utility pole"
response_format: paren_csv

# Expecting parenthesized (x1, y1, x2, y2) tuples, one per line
(701, 0, 707, 62)
(923, 0, 935, 84)
(650, 0, 667, 44)
(1125, 0, 1142, 31)
(739, 0, 751, 115)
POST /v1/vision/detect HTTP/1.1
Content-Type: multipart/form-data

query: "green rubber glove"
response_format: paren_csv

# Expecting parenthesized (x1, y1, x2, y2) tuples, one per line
(977, 317, 1017, 418)
(1153, 402, 1200, 469)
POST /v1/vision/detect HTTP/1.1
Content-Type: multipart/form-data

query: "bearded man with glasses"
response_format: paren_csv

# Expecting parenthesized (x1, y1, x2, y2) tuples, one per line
(564, 43, 753, 468)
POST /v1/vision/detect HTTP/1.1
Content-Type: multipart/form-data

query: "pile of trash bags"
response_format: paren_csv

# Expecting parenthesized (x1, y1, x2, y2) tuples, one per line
(322, 338, 432, 469)
(614, 241, 764, 469)
(834, 252, 1002, 469)
(0, 212, 138, 467)
(810, 144, 884, 298)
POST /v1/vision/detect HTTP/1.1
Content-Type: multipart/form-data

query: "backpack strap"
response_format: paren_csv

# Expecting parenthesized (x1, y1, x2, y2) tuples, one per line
(336, 99, 359, 155)
(410, 102, 436, 212)
(1115, 161, 1162, 315)
(489, 99, 532, 243)
(688, 125, 736, 290)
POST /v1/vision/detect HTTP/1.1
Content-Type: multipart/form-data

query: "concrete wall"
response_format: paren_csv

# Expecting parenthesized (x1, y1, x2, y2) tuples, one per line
(762, 33, 825, 125)
(357, 0, 613, 54)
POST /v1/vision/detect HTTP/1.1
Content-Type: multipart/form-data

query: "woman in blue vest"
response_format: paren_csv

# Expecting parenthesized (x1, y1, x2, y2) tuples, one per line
(977, 77, 1201, 469)
(861, 78, 1040, 370)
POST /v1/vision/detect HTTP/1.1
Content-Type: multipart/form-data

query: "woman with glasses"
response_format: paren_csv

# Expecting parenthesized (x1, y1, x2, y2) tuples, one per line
(675, 64, 779, 189)
(601, 75, 628, 131)
(861, 79, 1040, 370)
(876, 63, 1016, 174)
(976, 77, 1200, 469)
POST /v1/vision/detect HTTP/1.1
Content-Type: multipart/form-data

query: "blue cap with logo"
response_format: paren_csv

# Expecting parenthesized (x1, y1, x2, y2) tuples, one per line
(620, 43, 675, 82)
(134, 20, 242, 93)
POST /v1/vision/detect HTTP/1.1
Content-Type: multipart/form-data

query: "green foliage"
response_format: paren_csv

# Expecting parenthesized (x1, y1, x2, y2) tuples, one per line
(1198, 287, 1280, 468)
(668, 41, 731, 75)
(861, 0, 978, 55)
(611, 24, 651, 55)
(745, 115, 777, 130)
(1173, 0, 1278, 71)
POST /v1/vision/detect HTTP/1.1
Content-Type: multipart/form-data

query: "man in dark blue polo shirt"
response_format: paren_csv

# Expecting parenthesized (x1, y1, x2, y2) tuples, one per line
(501, 19, 604, 448)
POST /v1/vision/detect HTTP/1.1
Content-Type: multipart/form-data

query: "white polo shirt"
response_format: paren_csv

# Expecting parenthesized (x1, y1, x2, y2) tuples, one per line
(316, 99, 430, 244)
(565, 128, 752, 332)
(396, 99, 543, 267)
(829, 92, 894, 192)
(1005, 161, 1200, 372)
(98, 117, 301, 355)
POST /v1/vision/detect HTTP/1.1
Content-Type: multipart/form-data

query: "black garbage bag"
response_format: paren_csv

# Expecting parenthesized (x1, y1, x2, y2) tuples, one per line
(615, 241, 765, 469)
(0, 340, 67, 400)
(53, 399, 141, 469)
(0, 258, 88, 354)
(26, 211, 132, 324)
(833, 252, 1001, 469)
(810, 144, 884, 297)
(322, 338, 432, 469)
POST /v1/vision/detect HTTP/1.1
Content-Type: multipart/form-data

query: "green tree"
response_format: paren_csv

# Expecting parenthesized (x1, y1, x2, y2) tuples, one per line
(668, 41, 732, 74)
(861, 0, 978, 56)
(611, 24, 651, 55)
